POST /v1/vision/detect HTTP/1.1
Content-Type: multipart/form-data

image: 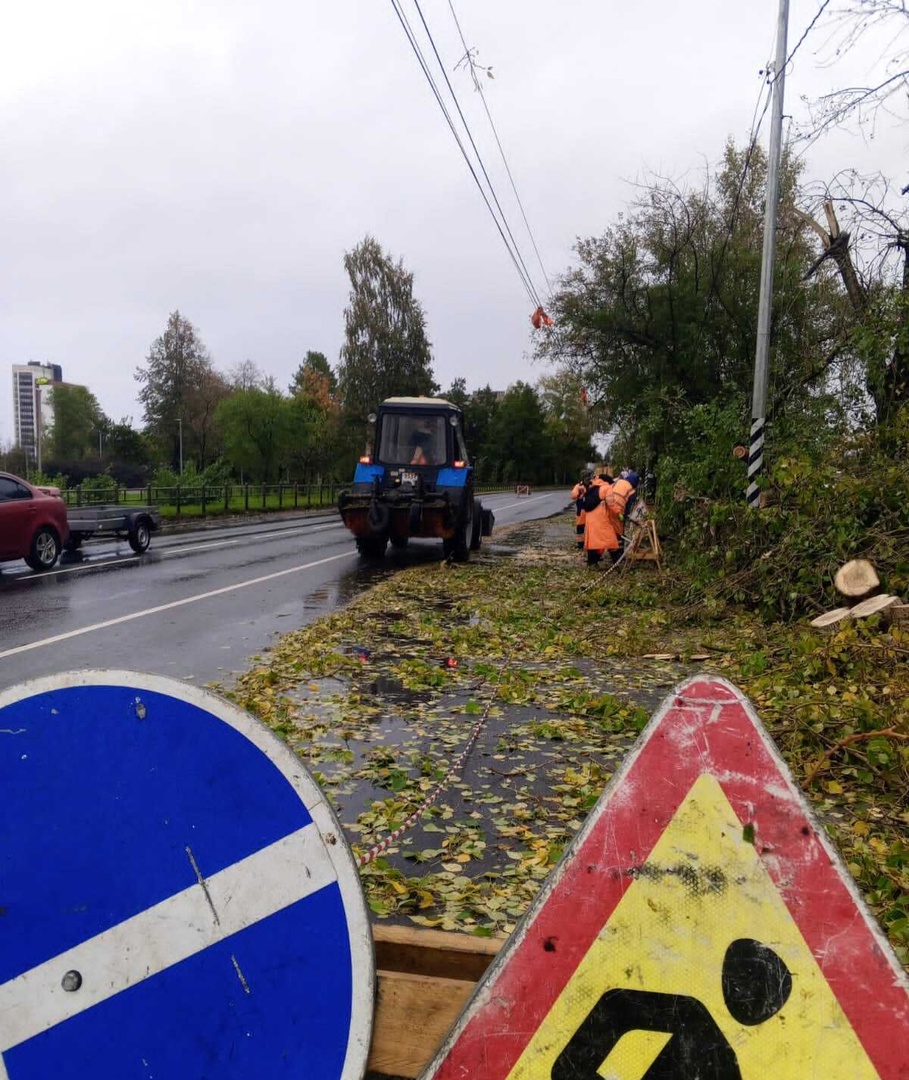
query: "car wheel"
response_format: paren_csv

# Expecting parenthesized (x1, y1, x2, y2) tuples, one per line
(26, 526, 61, 571)
(129, 519, 152, 553)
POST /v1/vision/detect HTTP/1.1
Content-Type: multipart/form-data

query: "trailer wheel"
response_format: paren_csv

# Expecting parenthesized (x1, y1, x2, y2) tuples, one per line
(64, 532, 85, 552)
(390, 535, 409, 549)
(128, 518, 152, 553)
(357, 536, 388, 559)
(26, 526, 61, 571)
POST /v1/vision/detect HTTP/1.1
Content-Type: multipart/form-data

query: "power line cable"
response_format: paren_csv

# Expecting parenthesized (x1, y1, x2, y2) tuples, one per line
(447, 0, 554, 296)
(389, 0, 540, 306)
(409, 0, 543, 306)
(405, 0, 544, 307)
(781, 0, 831, 77)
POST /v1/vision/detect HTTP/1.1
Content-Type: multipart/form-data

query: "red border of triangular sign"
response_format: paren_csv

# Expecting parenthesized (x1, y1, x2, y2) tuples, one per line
(421, 676, 909, 1080)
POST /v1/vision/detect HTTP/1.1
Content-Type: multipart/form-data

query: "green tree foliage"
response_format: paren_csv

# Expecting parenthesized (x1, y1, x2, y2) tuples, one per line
(536, 143, 848, 470)
(289, 352, 342, 481)
(483, 382, 550, 485)
(290, 351, 336, 397)
(105, 420, 153, 483)
(337, 236, 438, 424)
(459, 385, 500, 478)
(536, 369, 597, 483)
(443, 377, 469, 408)
(47, 384, 106, 461)
(216, 379, 293, 482)
(136, 311, 225, 470)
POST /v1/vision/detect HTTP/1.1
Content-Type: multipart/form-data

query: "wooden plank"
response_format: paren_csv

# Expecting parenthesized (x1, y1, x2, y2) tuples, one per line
(373, 923, 502, 982)
(367, 970, 476, 1079)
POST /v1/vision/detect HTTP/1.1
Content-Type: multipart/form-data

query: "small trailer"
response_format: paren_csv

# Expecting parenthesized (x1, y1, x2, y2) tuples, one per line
(65, 505, 161, 553)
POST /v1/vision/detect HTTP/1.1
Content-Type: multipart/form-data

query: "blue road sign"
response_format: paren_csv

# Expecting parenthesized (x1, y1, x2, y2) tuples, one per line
(0, 671, 374, 1080)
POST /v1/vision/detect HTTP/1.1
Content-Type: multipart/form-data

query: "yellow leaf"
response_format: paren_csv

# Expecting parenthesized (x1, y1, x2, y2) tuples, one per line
(826, 780, 843, 794)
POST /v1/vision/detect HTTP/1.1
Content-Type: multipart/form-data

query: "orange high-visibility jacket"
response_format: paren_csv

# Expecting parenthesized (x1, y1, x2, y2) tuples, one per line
(571, 481, 587, 526)
(585, 479, 621, 553)
(603, 477, 635, 536)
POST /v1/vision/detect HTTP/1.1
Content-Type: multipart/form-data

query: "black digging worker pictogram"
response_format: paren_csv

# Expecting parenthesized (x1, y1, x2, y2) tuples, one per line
(551, 938, 793, 1080)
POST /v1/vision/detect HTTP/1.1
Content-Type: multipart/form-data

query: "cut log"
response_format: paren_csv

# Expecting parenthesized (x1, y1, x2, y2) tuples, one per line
(834, 559, 880, 600)
(809, 607, 853, 630)
(848, 594, 900, 619)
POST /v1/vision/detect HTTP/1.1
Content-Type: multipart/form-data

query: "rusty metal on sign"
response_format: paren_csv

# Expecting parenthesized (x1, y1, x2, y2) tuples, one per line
(420, 676, 909, 1080)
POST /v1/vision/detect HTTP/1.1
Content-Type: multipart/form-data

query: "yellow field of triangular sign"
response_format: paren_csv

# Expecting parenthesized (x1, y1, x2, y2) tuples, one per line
(504, 773, 879, 1079)
(420, 678, 909, 1080)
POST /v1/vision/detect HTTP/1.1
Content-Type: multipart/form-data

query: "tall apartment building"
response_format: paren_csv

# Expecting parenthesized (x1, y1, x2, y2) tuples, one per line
(12, 361, 64, 459)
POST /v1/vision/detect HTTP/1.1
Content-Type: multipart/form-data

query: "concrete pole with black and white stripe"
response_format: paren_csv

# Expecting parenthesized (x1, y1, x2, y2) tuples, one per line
(748, 0, 790, 509)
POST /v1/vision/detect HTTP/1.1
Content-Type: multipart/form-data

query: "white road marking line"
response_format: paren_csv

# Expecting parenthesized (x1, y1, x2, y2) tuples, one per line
(159, 523, 341, 555)
(158, 538, 240, 555)
(491, 492, 561, 513)
(0, 551, 356, 660)
(0, 522, 343, 583)
(2, 557, 141, 580)
(0, 823, 333, 1052)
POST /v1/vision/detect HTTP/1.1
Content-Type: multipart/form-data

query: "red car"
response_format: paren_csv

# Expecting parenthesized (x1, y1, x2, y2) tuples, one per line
(0, 471, 70, 571)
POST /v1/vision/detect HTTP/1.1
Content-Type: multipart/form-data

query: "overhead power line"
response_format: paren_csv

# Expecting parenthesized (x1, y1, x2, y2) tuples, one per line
(781, 0, 831, 77)
(447, 0, 553, 295)
(409, 0, 543, 306)
(387, 0, 545, 310)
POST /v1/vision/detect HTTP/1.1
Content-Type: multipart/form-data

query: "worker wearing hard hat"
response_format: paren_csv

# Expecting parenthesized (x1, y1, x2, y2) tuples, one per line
(570, 469, 594, 550)
(604, 471, 640, 555)
(582, 471, 620, 566)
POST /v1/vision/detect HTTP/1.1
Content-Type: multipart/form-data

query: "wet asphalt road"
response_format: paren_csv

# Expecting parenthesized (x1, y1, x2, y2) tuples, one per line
(0, 490, 568, 693)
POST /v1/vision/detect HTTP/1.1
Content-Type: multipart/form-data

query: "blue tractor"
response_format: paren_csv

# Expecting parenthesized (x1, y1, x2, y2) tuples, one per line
(337, 397, 494, 560)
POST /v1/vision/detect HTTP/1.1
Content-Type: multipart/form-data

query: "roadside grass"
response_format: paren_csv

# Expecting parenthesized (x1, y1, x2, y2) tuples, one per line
(222, 516, 908, 967)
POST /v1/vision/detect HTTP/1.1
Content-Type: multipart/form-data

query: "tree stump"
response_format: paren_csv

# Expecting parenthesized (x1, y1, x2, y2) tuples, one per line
(834, 559, 880, 601)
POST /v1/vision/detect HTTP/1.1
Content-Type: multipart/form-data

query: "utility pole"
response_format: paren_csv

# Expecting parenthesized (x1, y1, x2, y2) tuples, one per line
(177, 418, 184, 476)
(747, 0, 790, 509)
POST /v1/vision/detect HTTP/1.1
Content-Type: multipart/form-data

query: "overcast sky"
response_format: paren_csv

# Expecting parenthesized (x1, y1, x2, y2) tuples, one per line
(1, 0, 905, 444)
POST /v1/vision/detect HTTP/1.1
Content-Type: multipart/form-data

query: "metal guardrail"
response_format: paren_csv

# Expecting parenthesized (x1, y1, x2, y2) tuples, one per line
(59, 480, 507, 515)
(62, 483, 344, 514)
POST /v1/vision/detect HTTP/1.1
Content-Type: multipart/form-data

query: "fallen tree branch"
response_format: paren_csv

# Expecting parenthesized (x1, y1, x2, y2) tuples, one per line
(805, 727, 909, 785)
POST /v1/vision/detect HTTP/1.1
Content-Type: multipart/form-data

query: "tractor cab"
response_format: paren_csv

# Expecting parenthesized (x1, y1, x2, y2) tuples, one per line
(339, 397, 492, 560)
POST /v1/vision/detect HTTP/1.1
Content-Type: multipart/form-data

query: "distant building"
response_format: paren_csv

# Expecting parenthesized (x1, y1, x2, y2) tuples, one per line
(12, 362, 64, 462)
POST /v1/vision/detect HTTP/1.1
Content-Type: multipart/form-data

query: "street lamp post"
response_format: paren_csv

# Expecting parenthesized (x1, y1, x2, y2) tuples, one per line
(177, 419, 184, 476)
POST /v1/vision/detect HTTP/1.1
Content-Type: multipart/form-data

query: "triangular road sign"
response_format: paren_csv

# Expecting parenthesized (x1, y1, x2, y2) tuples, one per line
(421, 676, 909, 1080)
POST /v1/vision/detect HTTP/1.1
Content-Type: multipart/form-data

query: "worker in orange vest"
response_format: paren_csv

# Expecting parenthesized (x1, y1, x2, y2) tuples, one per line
(582, 470, 621, 566)
(570, 469, 594, 550)
(603, 472, 639, 558)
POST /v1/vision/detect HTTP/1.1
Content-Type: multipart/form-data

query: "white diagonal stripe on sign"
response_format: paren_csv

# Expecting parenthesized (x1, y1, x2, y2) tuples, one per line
(0, 824, 334, 1053)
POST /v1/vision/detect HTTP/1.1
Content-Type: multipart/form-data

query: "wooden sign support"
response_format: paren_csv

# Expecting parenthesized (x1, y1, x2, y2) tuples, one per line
(623, 516, 662, 571)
